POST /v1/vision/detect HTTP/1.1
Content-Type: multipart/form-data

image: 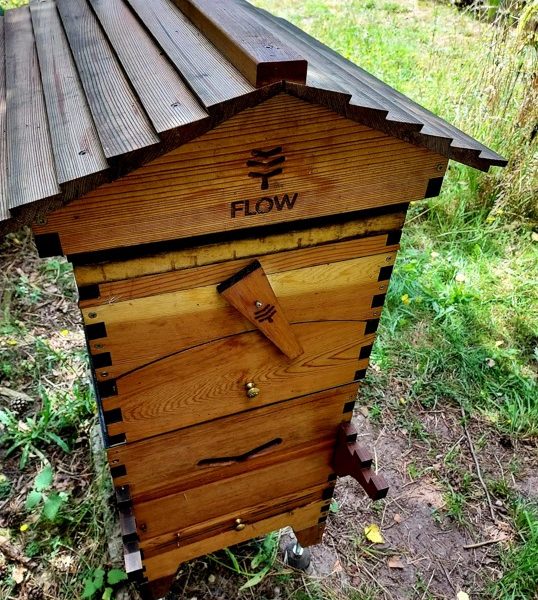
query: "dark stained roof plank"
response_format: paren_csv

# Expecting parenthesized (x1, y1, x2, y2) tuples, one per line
(4, 6, 60, 209)
(170, 0, 307, 87)
(126, 0, 257, 111)
(0, 17, 8, 222)
(29, 0, 109, 186)
(56, 0, 159, 158)
(89, 0, 209, 137)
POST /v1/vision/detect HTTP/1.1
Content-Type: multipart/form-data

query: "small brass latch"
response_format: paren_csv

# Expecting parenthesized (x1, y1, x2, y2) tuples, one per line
(235, 518, 246, 531)
(245, 382, 260, 398)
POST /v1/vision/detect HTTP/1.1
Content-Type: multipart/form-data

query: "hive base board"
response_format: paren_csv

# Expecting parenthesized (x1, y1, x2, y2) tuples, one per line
(133, 500, 330, 599)
(140, 522, 325, 600)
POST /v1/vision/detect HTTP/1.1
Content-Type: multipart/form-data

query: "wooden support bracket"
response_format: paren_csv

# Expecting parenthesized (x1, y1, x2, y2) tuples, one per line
(332, 423, 389, 501)
(217, 260, 303, 359)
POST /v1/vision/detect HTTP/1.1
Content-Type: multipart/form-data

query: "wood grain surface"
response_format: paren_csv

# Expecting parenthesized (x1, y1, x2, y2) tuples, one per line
(33, 94, 443, 255)
(4, 7, 60, 209)
(141, 484, 327, 556)
(218, 261, 303, 359)
(142, 499, 327, 579)
(56, 0, 158, 158)
(133, 445, 332, 542)
(170, 0, 307, 87)
(108, 385, 356, 500)
(30, 0, 108, 186)
(74, 217, 404, 286)
(102, 320, 372, 441)
(89, 0, 209, 136)
(78, 232, 397, 304)
(0, 17, 8, 222)
(126, 0, 255, 109)
(84, 250, 393, 380)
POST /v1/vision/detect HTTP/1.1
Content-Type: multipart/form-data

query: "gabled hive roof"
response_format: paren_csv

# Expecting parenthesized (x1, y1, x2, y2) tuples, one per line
(0, 0, 506, 236)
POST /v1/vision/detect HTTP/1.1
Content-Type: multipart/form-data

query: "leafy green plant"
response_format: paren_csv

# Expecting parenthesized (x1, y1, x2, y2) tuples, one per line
(82, 568, 128, 599)
(25, 466, 68, 522)
(0, 384, 93, 467)
(210, 533, 280, 590)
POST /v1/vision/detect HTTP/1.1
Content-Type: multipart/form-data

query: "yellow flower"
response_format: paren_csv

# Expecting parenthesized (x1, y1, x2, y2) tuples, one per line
(486, 216, 495, 223)
(401, 294, 410, 305)
(60, 330, 69, 337)
(6, 339, 18, 346)
(364, 524, 385, 544)
(20, 523, 29, 533)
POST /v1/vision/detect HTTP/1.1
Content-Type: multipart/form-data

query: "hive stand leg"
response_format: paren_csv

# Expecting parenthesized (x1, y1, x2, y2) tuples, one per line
(140, 575, 176, 600)
(294, 523, 326, 548)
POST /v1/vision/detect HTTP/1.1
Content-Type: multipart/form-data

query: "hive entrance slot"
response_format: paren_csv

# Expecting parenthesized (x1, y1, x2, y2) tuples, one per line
(197, 437, 283, 467)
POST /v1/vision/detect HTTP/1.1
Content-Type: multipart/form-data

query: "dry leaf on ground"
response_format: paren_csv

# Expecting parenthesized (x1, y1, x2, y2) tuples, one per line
(387, 556, 405, 569)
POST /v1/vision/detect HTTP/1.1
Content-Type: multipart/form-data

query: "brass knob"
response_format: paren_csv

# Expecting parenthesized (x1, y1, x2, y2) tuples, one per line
(235, 518, 246, 531)
(245, 382, 260, 398)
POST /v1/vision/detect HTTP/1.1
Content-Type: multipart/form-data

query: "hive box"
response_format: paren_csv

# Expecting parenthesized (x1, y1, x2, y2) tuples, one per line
(0, 0, 505, 597)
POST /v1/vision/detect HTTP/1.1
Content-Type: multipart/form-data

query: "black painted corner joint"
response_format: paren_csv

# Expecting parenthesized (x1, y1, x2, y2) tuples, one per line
(425, 177, 444, 199)
(34, 233, 63, 258)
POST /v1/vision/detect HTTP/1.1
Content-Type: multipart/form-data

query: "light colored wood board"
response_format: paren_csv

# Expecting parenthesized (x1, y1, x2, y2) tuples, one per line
(103, 321, 371, 441)
(84, 252, 393, 379)
(33, 94, 443, 255)
(55, 0, 158, 158)
(141, 483, 326, 556)
(108, 385, 356, 500)
(134, 447, 332, 542)
(4, 7, 60, 209)
(142, 499, 326, 580)
(88, 0, 209, 135)
(78, 232, 396, 304)
(0, 17, 7, 221)
(126, 0, 254, 109)
(218, 261, 303, 359)
(170, 0, 306, 87)
(73, 215, 405, 287)
(29, 0, 108, 186)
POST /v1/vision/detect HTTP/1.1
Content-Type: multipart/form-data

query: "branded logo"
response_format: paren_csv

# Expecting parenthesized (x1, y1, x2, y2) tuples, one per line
(230, 193, 298, 218)
(247, 146, 285, 190)
(255, 304, 277, 323)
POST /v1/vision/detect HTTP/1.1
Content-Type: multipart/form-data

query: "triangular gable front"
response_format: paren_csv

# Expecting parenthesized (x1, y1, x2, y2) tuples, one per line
(33, 93, 447, 258)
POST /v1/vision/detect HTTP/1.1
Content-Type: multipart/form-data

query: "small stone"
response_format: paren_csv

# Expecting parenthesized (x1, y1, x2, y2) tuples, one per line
(495, 499, 503, 507)
(208, 574, 216, 584)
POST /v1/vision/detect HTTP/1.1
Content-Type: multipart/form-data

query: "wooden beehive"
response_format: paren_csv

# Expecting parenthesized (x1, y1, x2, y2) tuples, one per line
(0, 0, 506, 597)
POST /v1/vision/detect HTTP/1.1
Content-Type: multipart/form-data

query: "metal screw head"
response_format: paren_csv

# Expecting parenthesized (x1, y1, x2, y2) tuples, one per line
(245, 382, 260, 398)
(255, 300, 263, 309)
(94, 343, 104, 350)
(436, 163, 444, 172)
(235, 518, 246, 531)
(100, 372, 109, 378)
(88, 312, 97, 319)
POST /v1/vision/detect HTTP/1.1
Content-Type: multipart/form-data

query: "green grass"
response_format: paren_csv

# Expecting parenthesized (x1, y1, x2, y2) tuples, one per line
(491, 501, 538, 600)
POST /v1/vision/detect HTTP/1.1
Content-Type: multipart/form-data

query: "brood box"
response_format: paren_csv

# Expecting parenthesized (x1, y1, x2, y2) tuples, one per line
(0, 0, 506, 597)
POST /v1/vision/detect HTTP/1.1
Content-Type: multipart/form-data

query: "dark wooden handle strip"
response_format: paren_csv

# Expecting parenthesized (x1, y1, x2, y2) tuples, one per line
(198, 437, 282, 466)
